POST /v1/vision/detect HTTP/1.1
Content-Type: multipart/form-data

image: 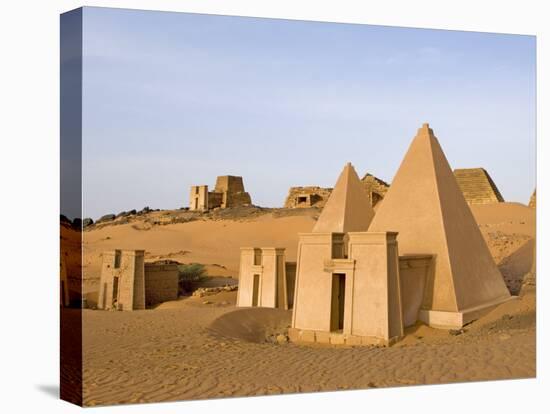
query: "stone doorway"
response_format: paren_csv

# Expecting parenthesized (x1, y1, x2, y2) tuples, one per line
(112, 276, 120, 308)
(330, 273, 346, 332)
(252, 274, 260, 306)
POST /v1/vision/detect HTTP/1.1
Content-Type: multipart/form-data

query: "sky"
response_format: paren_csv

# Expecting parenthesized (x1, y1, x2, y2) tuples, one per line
(79, 6, 536, 220)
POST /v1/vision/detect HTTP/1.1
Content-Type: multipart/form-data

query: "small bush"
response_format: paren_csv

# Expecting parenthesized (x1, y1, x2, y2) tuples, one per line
(178, 263, 207, 293)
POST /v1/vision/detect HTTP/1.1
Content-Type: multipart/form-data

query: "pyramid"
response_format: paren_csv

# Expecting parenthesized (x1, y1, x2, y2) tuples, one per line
(313, 162, 375, 233)
(453, 168, 504, 205)
(369, 124, 511, 327)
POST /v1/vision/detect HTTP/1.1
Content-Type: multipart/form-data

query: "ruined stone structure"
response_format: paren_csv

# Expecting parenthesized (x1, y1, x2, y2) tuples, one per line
(98, 250, 179, 310)
(284, 173, 388, 209)
(369, 124, 512, 329)
(529, 189, 536, 208)
(189, 175, 251, 211)
(360, 173, 389, 207)
(284, 186, 332, 209)
(453, 168, 504, 205)
(189, 185, 210, 211)
(237, 248, 296, 309)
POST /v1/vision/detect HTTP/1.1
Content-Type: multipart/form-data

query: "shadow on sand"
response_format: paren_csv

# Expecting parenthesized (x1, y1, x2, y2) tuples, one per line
(36, 384, 59, 399)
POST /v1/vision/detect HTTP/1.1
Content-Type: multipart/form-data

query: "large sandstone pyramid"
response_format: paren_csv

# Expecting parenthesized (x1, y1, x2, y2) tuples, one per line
(453, 168, 504, 205)
(313, 162, 374, 233)
(369, 124, 511, 327)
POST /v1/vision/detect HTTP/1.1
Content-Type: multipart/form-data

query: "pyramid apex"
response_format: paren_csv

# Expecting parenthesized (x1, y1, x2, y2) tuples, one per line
(417, 122, 435, 138)
(312, 162, 374, 233)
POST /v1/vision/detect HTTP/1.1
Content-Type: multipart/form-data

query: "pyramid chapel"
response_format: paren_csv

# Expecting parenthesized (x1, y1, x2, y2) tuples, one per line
(238, 123, 512, 346)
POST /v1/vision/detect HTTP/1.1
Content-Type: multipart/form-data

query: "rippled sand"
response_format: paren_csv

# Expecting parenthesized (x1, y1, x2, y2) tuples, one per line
(81, 288, 535, 406)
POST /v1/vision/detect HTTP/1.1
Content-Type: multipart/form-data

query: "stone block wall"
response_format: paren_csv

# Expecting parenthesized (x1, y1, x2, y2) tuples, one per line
(144, 263, 179, 306)
(224, 190, 252, 208)
(207, 191, 224, 209)
(360, 173, 390, 207)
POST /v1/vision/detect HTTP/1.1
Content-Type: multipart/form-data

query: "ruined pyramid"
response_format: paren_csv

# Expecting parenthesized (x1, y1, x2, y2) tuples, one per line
(313, 162, 375, 233)
(453, 167, 504, 205)
(369, 123, 512, 327)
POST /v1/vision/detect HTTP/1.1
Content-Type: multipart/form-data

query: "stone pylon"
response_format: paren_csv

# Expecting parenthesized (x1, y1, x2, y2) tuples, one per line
(313, 162, 375, 233)
(369, 123, 512, 327)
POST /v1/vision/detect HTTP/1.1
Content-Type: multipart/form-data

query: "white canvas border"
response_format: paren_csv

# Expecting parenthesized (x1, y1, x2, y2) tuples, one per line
(0, 1, 547, 413)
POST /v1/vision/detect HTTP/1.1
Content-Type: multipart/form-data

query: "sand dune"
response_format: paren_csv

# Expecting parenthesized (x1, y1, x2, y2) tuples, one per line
(471, 202, 535, 238)
(83, 212, 316, 276)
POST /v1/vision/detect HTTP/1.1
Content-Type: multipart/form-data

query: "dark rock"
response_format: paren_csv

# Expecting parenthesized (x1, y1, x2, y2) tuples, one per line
(116, 209, 137, 218)
(137, 207, 151, 216)
(83, 218, 94, 227)
(72, 218, 82, 229)
(97, 214, 116, 223)
(60, 214, 71, 224)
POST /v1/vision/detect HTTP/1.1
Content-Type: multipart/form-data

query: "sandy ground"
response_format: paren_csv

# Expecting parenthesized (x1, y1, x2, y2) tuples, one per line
(72, 202, 536, 406)
(80, 288, 535, 406)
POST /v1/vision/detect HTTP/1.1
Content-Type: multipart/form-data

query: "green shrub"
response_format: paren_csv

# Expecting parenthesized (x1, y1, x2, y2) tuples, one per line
(178, 263, 206, 293)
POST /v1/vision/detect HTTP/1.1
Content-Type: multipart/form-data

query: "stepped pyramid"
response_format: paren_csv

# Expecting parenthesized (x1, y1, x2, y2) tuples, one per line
(313, 162, 375, 233)
(453, 168, 504, 205)
(369, 123, 511, 327)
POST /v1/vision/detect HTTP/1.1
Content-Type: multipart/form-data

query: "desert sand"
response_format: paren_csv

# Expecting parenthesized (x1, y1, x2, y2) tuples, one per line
(69, 202, 535, 406)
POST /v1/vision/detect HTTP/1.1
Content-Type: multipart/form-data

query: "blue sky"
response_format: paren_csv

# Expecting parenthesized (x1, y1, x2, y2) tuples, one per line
(81, 7, 536, 220)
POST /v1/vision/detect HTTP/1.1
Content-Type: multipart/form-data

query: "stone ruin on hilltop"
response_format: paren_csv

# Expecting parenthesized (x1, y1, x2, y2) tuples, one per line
(284, 173, 389, 209)
(189, 175, 252, 211)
